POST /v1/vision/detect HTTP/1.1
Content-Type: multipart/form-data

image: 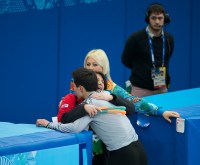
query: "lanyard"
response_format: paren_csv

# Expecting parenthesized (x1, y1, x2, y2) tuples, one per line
(146, 29, 166, 68)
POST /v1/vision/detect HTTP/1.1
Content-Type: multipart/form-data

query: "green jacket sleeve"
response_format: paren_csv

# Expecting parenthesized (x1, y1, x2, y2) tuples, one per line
(110, 82, 164, 116)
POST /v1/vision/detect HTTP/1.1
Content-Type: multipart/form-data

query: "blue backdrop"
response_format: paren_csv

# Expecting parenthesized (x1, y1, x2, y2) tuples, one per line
(0, 0, 200, 123)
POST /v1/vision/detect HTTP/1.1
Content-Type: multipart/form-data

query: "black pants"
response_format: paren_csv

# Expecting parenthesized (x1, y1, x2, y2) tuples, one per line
(92, 141, 108, 165)
(107, 140, 147, 165)
(92, 154, 104, 165)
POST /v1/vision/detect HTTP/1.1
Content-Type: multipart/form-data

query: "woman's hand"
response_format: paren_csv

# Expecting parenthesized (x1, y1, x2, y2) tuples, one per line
(162, 111, 180, 123)
(36, 119, 50, 127)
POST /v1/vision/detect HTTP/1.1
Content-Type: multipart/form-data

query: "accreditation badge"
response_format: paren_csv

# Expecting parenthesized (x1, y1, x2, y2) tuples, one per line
(151, 67, 166, 89)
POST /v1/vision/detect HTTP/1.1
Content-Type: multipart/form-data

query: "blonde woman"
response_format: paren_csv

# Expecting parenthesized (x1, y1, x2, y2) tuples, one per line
(84, 49, 180, 123)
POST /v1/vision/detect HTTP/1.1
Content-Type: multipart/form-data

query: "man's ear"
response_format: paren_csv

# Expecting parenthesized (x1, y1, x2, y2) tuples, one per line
(79, 85, 85, 92)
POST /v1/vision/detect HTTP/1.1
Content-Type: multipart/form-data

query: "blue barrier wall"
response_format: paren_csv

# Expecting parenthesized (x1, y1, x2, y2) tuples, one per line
(0, 0, 200, 123)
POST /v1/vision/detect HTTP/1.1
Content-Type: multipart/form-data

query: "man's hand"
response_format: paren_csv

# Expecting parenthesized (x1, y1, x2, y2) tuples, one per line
(162, 111, 180, 123)
(84, 104, 101, 117)
(36, 119, 50, 127)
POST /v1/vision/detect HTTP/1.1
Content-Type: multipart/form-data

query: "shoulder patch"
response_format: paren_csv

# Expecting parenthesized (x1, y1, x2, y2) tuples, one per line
(61, 104, 69, 108)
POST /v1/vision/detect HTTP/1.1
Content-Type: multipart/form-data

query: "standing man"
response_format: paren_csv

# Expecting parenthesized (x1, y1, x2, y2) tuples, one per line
(121, 3, 174, 97)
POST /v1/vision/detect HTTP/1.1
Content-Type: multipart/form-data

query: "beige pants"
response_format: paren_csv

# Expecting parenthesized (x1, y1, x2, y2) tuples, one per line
(131, 85, 167, 97)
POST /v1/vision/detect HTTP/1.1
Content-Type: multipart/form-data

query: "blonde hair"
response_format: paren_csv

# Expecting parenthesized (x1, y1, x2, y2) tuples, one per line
(84, 49, 111, 80)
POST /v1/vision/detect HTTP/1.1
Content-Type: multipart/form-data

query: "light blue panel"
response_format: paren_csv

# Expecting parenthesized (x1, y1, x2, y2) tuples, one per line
(144, 88, 200, 110)
(0, 122, 50, 138)
(2, 145, 79, 165)
(0, 122, 92, 165)
(36, 145, 79, 165)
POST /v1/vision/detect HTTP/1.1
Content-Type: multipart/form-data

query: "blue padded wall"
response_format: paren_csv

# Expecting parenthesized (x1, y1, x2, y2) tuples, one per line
(0, 6, 60, 123)
(190, 0, 200, 88)
(0, 0, 200, 123)
(58, 0, 126, 97)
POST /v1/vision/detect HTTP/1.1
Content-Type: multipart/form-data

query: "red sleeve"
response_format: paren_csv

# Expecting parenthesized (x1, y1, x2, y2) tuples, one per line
(57, 94, 77, 122)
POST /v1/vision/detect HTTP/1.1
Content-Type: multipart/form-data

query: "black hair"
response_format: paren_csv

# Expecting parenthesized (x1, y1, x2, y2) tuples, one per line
(147, 3, 165, 16)
(145, 3, 170, 24)
(95, 71, 107, 90)
(72, 67, 98, 92)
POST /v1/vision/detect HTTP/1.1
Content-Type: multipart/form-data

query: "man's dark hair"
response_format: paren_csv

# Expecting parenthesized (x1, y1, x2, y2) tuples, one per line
(72, 68, 98, 91)
(147, 3, 165, 16)
(145, 3, 170, 25)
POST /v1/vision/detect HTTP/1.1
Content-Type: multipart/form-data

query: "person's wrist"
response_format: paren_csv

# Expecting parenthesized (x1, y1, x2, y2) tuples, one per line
(45, 122, 50, 128)
(110, 94, 116, 101)
(84, 104, 88, 110)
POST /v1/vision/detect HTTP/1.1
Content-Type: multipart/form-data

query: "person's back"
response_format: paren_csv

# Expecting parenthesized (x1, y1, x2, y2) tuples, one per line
(82, 93, 138, 151)
(89, 112, 138, 150)
(80, 92, 146, 165)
